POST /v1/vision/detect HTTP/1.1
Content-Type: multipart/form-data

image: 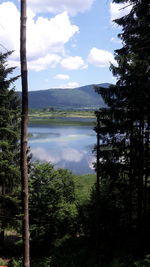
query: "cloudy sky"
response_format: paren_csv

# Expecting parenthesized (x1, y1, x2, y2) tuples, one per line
(0, 0, 131, 91)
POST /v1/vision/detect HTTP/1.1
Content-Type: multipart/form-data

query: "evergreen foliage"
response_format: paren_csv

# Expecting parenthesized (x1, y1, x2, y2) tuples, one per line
(95, 0, 150, 237)
(0, 52, 20, 244)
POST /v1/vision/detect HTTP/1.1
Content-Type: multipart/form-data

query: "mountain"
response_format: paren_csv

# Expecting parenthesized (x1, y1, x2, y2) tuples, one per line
(18, 83, 110, 109)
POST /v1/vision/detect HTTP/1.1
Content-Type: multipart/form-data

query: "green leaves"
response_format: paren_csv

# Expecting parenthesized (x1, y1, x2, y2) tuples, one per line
(29, 162, 78, 248)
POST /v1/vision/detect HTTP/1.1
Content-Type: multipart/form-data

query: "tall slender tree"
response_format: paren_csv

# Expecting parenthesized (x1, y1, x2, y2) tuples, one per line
(95, 0, 150, 233)
(111, 0, 150, 231)
(20, 0, 30, 266)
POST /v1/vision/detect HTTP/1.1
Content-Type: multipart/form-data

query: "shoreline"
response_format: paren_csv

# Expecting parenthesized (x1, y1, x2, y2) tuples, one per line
(29, 118, 96, 127)
(29, 109, 96, 126)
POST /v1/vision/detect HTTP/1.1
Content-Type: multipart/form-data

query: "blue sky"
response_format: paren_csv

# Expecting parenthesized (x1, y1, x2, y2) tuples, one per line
(0, 0, 131, 91)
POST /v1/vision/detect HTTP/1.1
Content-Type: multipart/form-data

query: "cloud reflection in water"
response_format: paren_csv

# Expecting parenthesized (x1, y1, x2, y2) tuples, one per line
(32, 146, 84, 163)
(29, 126, 96, 174)
(31, 146, 95, 172)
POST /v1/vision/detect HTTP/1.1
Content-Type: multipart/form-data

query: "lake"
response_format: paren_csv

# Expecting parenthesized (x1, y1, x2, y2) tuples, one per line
(28, 125, 96, 174)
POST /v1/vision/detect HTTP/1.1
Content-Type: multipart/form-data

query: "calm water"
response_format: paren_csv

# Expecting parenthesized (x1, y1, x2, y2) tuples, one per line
(28, 125, 96, 174)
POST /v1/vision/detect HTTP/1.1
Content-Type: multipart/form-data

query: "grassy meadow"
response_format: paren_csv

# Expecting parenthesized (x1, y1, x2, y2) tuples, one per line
(29, 109, 96, 126)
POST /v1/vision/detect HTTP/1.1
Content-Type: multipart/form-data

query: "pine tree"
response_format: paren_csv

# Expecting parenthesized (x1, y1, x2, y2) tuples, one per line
(111, 0, 150, 230)
(0, 51, 20, 245)
(95, 0, 150, 233)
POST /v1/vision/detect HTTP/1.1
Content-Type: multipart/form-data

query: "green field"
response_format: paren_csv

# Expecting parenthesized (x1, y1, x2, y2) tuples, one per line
(74, 173, 96, 203)
(29, 109, 96, 126)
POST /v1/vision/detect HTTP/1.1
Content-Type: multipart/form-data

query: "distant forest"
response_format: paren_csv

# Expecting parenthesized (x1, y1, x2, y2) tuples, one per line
(17, 83, 110, 110)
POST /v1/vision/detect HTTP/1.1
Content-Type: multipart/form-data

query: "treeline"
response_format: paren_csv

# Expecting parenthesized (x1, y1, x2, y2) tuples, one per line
(17, 84, 105, 110)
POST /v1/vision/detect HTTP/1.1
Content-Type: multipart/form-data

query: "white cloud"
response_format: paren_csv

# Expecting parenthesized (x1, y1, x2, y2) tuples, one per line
(61, 56, 87, 70)
(71, 43, 77, 48)
(88, 48, 115, 67)
(55, 74, 70, 80)
(0, 2, 20, 58)
(0, 2, 79, 71)
(28, 0, 95, 16)
(27, 11, 79, 60)
(57, 82, 79, 89)
(28, 54, 61, 71)
(64, 82, 79, 88)
(110, 37, 121, 44)
(110, 2, 132, 22)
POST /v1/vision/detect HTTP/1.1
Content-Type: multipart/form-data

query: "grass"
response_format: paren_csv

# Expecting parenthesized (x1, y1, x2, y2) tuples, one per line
(29, 118, 95, 126)
(29, 109, 96, 126)
(29, 109, 95, 118)
(74, 174, 96, 203)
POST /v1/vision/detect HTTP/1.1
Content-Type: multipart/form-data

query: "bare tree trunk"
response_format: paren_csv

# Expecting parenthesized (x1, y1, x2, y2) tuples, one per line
(20, 0, 30, 266)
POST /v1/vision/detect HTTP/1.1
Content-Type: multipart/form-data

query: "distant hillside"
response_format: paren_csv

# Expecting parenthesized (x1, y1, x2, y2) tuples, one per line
(18, 83, 110, 109)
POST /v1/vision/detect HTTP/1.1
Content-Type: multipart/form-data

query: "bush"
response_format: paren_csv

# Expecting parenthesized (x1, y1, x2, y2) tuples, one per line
(29, 162, 78, 254)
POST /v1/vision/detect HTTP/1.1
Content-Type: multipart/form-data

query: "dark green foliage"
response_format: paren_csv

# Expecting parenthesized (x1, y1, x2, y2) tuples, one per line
(7, 253, 150, 267)
(0, 52, 20, 241)
(93, 0, 150, 262)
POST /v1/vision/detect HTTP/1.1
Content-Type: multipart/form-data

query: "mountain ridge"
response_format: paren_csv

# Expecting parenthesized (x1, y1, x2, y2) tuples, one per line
(17, 83, 110, 109)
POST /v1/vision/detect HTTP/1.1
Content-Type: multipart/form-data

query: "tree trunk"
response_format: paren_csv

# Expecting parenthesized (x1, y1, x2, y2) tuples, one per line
(129, 117, 133, 227)
(137, 119, 144, 232)
(143, 123, 150, 223)
(20, 0, 30, 266)
(0, 230, 4, 248)
(96, 113, 101, 265)
(0, 180, 5, 248)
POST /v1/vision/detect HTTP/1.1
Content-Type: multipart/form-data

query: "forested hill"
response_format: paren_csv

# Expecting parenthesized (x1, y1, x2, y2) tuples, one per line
(18, 83, 110, 109)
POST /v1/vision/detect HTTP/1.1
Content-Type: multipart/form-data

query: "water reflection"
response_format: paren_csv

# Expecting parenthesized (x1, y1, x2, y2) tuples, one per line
(29, 125, 96, 174)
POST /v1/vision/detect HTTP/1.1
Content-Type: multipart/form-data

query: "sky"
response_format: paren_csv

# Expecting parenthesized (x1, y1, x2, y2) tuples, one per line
(0, 0, 131, 91)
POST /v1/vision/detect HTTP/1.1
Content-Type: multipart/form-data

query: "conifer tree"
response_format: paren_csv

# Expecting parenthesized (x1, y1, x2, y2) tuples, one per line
(111, 0, 150, 230)
(0, 51, 20, 245)
(95, 0, 150, 232)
